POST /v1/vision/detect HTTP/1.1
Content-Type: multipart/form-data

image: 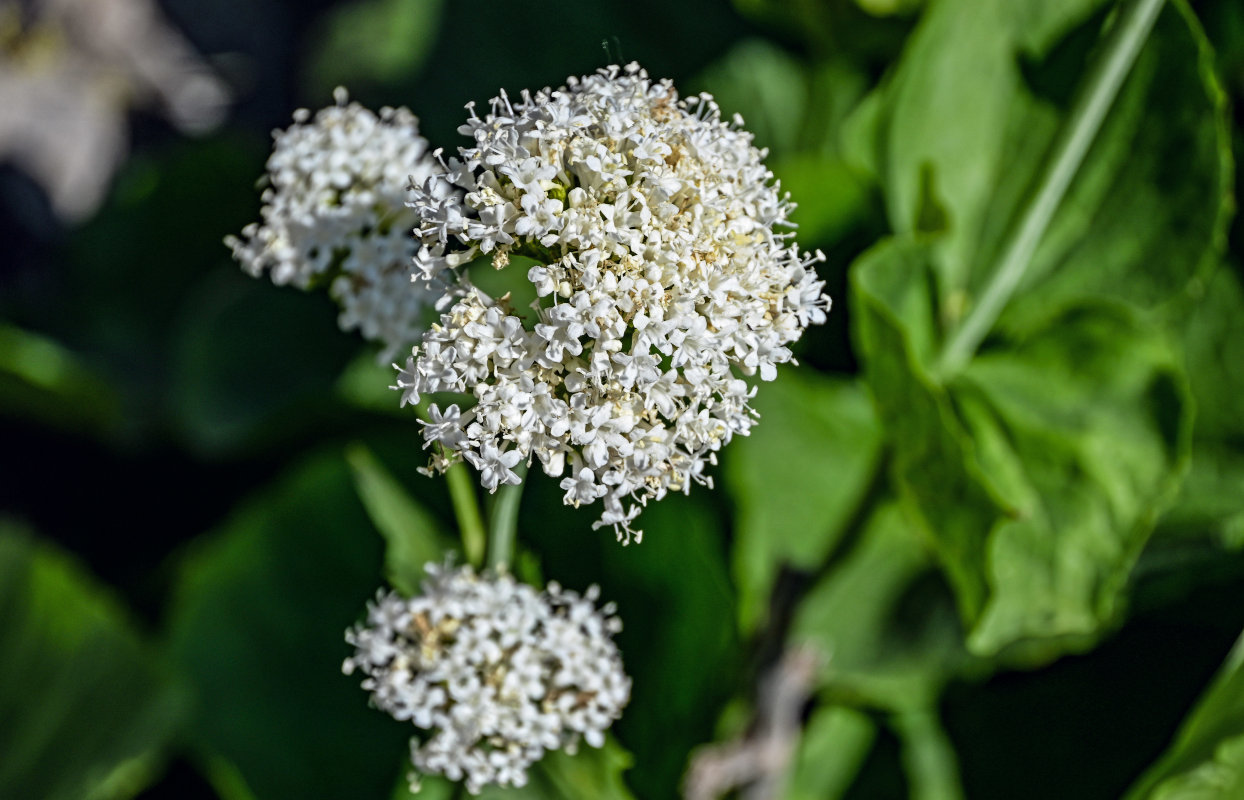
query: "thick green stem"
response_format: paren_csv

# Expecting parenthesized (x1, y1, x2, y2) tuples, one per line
(937, 0, 1166, 376)
(487, 463, 528, 571)
(894, 708, 965, 800)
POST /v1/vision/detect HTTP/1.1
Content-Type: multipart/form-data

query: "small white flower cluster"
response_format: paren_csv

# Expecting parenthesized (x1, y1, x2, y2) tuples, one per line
(343, 564, 631, 794)
(227, 89, 452, 361)
(397, 63, 831, 541)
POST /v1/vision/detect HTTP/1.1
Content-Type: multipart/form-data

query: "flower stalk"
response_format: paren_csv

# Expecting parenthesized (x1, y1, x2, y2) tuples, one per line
(487, 463, 528, 571)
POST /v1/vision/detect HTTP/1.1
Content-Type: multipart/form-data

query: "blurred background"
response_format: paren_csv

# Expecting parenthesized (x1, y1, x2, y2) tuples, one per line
(2, 0, 1244, 798)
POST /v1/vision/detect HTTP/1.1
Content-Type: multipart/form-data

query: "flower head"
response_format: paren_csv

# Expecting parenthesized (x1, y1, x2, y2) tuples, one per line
(397, 64, 831, 541)
(343, 564, 630, 794)
(227, 89, 452, 361)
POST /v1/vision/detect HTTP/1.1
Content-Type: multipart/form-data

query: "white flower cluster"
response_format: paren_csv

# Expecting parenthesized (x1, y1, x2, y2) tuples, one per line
(343, 564, 631, 794)
(227, 89, 452, 361)
(396, 63, 831, 541)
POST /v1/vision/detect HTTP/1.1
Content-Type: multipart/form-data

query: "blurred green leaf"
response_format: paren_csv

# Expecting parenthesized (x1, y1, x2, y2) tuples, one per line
(856, 0, 1230, 335)
(843, 0, 1226, 660)
(337, 350, 404, 415)
(168, 271, 357, 456)
(723, 369, 883, 633)
(306, 0, 443, 97)
(1179, 266, 1244, 443)
(346, 442, 451, 594)
(165, 451, 408, 800)
(787, 706, 877, 800)
(1155, 445, 1244, 550)
(0, 525, 184, 800)
(0, 323, 120, 434)
(791, 500, 970, 710)
(854, 237, 1191, 658)
(1126, 630, 1244, 799)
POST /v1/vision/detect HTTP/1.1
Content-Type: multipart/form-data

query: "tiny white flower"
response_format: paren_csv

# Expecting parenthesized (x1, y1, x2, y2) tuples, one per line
(398, 64, 831, 541)
(227, 91, 454, 361)
(344, 565, 630, 794)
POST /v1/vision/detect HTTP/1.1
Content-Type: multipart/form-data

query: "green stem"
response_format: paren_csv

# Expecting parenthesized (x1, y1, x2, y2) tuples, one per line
(936, 0, 1166, 376)
(894, 708, 965, 800)
(487, 463, 528, 571)
(414, 398, 486, 567)
(447, 462, 487, 568)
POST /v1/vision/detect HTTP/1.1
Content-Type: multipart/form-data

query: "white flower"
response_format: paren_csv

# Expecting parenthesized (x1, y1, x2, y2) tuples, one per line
(227, 89, 454, 361)
(398, 64, 831, 542)
(343, 565, 631, 795)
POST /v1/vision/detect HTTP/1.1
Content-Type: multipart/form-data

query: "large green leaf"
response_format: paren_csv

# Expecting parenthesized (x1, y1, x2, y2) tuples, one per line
(0, 526, 184, 800)
(723, 369, 883, 633)
(867, 0, 1230, 328)
(844, 0, 1226, 659)
(788, 501, 970, 797)
(165, 451, 409, 800)
(853, 239, 1190, 658)
(1126, 630, 1244, 799)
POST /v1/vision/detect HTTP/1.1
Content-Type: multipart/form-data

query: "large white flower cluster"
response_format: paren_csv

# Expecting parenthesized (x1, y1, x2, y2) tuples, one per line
(396, 63, 831, 542)
(227, 89, 452, 361)
(343, 564, 630, 794)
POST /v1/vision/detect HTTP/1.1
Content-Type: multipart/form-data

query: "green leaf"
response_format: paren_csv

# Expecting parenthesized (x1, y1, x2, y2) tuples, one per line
(790, 500, 971, 710)
(723, 369, 883, 633)
(346, 442, 451, 595)
(845, 0, 1225, 660)
(165, 451, 409, 800)
(0, 525, 184, 800)
(1126, 630, 1244, 799)
(852, 239, 1190, 659)
(1180, 266, 1244, 443)
(0, 323, 121, 435)
(865, 0, 1230, 333)
(305, 0, 443, 97)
